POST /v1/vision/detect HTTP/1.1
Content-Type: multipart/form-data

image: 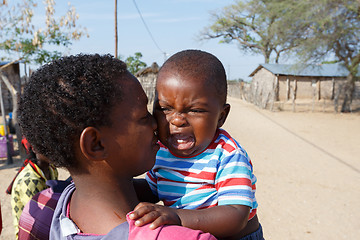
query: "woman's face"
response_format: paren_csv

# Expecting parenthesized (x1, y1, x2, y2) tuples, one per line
(102, 73, 159, 177)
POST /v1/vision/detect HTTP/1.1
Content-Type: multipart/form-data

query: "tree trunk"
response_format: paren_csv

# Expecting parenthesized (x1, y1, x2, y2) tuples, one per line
(275, 52, 280, 64)
(340, 74, 355, 113)
(264, 49, 271, 64)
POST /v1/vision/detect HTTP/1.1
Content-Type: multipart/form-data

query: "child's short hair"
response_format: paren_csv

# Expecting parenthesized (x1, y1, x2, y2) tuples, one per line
(159, 49, 227, 104)
(18, 54, 127, 170)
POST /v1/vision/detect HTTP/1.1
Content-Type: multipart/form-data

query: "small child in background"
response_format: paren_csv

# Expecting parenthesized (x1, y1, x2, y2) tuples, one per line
(131, 50, 263, 240)
(10, 138, 58, 239)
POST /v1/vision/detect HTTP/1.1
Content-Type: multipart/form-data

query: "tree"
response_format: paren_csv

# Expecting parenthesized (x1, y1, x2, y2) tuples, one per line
(286, 0, 360, 112)
(0, 0, 88, 156)
(200, 0, 299, 63)
(204, 0, 359, 112)
(123, 52, 147, 75)
(0, 0, 87, 64)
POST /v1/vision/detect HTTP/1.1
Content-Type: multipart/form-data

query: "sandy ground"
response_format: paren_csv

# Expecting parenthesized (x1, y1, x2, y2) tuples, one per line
(1, 97, 359, 239)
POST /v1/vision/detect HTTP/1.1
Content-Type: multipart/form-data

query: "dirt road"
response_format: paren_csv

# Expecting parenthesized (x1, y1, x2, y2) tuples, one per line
(223, 97, 360, 239)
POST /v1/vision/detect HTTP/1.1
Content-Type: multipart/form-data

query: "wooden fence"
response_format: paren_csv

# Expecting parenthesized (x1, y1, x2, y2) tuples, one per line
(227, 81, 360, 113)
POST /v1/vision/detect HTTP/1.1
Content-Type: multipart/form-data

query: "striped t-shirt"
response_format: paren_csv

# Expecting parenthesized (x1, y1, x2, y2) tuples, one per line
(146, 129, 258, 220)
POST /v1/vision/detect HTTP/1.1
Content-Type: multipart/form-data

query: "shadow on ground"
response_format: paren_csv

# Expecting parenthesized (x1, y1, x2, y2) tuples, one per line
(0, 155, 22, 170)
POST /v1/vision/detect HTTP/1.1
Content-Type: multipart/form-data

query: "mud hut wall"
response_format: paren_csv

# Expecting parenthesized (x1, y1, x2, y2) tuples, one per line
(296, 77, 349, 100)
(354, 82, 360, 99)
(227, 81, 242, 98)
(278, 76, 290, 101)
(292, 76, 315, 99)
(227, 81, 252, 101)
(250, 68, 275, 107)
(319, 78, 333, 99)
(309, 77, 340, 100)
(137, 73, 157, 103)
(276, 76, 350, 101)
(319, 77, 347, 99)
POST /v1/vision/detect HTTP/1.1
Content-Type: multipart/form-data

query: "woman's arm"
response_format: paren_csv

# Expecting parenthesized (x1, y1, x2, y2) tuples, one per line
(129, 202, 250, 238)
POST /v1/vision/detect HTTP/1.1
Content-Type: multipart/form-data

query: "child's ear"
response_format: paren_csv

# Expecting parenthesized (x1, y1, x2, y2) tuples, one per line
(217, 103, 230, 128)
(79, 127, 106, 161)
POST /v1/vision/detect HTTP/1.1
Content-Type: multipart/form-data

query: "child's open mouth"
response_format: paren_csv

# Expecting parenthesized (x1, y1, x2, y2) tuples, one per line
(169, 134, 195, 150)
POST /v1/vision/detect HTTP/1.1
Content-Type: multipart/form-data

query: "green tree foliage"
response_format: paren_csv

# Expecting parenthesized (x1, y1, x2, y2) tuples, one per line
(200, 0, 299, 63)
(0, 0, 88, 64)
(124, 52, 147, 75)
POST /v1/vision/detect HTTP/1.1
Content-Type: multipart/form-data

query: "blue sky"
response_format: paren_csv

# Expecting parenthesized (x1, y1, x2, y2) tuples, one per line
(36, 0, 267, 81)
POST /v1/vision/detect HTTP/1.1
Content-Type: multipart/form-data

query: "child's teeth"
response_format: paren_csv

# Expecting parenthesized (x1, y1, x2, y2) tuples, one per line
(177, 139, 185, 143)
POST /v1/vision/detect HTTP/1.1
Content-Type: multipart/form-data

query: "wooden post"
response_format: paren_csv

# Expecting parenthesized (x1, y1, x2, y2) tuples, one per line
(312, 81, 316, 112)
(275, 75, 279, 101)
(331, 78, 335, 100)
(240, 81, 244, 100)
(286, 78, 290, 101)
(292, 79, 297, 112)
(270, 75, 279, 111)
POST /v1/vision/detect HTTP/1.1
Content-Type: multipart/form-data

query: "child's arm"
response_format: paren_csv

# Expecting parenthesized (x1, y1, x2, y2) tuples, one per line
(133, 178, 159, 203)
(129, 202, 250, 238)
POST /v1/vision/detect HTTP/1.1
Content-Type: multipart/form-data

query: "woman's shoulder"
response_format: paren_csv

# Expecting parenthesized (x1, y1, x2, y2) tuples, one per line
(127, 214, 216, 240)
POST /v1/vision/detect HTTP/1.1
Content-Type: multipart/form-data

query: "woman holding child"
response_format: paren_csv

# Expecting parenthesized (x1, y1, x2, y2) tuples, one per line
(18, 54, 216, 240)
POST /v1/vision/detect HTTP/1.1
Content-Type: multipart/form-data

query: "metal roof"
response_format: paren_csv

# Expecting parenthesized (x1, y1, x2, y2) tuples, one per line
(0, 60, 24, 66)
(249, 63, 360, 77)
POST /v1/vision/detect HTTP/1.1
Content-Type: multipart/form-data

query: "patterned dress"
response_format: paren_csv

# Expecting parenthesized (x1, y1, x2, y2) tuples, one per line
(10, 161, 58, 238)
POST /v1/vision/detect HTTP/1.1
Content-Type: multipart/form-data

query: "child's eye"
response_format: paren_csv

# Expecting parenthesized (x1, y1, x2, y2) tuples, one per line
(159, 107, 171, 113)
(189, 109, 205, 113)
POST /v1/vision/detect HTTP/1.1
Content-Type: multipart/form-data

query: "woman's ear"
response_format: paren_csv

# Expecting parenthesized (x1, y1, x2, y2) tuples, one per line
(217, 103, 230, 128)
(79, 127, 106, 161)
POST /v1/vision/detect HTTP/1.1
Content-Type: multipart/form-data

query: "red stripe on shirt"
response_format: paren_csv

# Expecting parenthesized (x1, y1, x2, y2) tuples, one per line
(208, 138, 236, 153)
(176, 170, 216, 181)
(215, 178, 252, 189)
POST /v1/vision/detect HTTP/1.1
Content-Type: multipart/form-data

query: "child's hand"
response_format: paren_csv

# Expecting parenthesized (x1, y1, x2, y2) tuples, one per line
(129, 202, 181, 229)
